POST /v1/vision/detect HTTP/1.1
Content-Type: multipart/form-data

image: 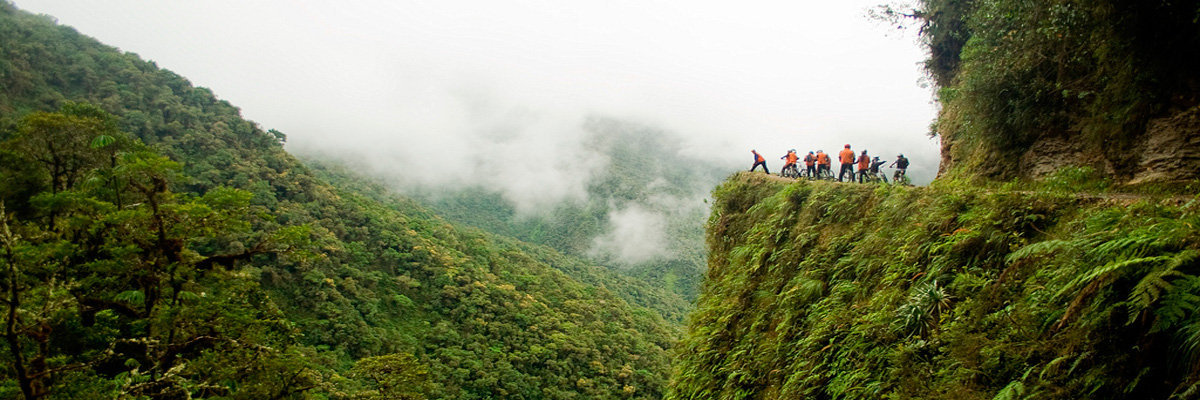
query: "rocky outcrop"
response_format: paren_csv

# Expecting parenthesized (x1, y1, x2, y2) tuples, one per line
(940, 106, 1200, 183)
(1131, 106, 1200, 184)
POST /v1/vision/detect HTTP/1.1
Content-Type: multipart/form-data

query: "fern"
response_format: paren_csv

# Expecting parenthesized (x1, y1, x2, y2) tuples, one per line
(1153, 275, 1200, 333)
(1058, 256, 1172, 298)
(992, 380, 1025, 400)
(1128, 250, 1200, 325)
(114, 289, 145, 306)
(1005, 239, 1079, 264)
(1127, 268, 1183, 324)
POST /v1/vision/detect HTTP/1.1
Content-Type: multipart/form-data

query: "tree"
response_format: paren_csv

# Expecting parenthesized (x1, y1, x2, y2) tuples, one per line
(348, 352, 431, 400)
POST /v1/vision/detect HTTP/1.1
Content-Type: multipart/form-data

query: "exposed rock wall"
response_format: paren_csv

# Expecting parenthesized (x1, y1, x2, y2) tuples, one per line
(1131, 106, 1200, 183)
(940, 106, 1200, 183)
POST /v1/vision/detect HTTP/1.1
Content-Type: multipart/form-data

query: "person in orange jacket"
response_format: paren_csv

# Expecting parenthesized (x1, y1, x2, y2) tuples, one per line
(856, 150, 870, 183)
(750, 149, 769, 174)
(838, 144, 856, 182)
(803, 151, 817, 178)
(815, 150, 831, 178)
(780, 149, 799, 177)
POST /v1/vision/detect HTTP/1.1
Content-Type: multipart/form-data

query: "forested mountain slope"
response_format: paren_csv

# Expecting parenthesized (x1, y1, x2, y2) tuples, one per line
(410, 117, 729, 308)
(671, 173, 1200, 399)
(0, 2, 674, 398)
(907, 0, 1200, 182)
(308, 159, 697, 325)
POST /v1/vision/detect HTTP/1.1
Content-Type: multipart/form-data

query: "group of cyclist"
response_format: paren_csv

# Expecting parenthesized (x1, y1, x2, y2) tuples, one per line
(751, 144, 910, 184)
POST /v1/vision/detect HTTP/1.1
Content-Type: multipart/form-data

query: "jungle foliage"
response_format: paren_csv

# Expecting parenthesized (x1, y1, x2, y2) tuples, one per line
(0, 3, 675, 398)
(412, 117, 729, 312)
(894, 0, 1200, 179)
(670, 173, 1200, 399)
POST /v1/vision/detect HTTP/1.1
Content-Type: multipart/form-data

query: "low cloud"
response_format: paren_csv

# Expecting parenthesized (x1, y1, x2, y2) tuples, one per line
(590, 204, 670, 265)
(291, 87, 614, 214)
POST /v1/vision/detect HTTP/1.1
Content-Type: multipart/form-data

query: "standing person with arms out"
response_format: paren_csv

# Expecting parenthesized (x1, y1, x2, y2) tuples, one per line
(838, 144, 856, 182)
(816, 150, 831, 179)
(803, 151, 817, 178)
(780, 149, 799, 177)
(750, 150, 769, 174)
(870, 156, 888, 182)
(890, 154, 910, 182)
(856, 150, 870, 183)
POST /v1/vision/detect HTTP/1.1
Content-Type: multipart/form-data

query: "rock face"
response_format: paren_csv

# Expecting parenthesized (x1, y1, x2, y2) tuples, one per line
(1019, 134, 1090, 179)
(1131, 106, 1200, 184)
(939, 106, 1200, 184)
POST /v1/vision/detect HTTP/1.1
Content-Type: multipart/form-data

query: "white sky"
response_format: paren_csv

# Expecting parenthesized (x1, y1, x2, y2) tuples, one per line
(14, 0, 940, 189)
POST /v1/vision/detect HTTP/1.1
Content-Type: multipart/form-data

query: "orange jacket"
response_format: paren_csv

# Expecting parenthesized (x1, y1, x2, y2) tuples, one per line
(785, 152, 798, 164)
(804, 154, 816, 166)
(839, 148, 855, 164)
(816, 152, 830, 165)
(857, 154, 870, 170)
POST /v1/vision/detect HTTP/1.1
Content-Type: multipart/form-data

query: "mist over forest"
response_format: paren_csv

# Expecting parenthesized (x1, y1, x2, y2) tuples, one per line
(297, 115, 735, 302)
(0, 1, 973, 398)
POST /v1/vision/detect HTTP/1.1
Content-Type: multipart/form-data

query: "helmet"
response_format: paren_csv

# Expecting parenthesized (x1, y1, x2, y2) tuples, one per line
(873, 156, 879, 160)
(861, 150, 867, 154)
(789, 149, 796, 152)
(898, 154, 904, 157)
(844, 144, 851, 148)
(808, 151, 814, 154)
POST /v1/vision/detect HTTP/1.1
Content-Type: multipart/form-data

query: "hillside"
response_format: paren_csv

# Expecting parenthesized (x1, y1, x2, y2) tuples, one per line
(405, 117, 729, 308)
(669, 2, 1200, 398)
(670, 173, 1200, 399)
(0, 2, 675, 398)
(907, 0, 1200, 182)
(308, 159, 698, 325)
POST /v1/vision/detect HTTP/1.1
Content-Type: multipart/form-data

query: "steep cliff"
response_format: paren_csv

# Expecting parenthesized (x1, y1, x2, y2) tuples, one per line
(918, 0, 1200, 183)
(671, 173, 1200, 399)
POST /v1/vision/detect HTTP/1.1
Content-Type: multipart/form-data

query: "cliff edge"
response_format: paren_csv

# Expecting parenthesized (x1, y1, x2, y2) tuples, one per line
(670, 173, 1200, 399)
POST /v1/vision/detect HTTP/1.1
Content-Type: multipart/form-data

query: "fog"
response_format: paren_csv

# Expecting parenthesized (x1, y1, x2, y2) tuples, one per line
(16, 0, 940, 210)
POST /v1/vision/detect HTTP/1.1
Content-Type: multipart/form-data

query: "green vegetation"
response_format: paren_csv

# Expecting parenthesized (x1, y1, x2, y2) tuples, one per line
(890, 0, 1200, 180)
(670, 172, 1200, 399)
(0, 2, 675, 398)
(415, 117, 728, 309)
(309, 159, 697, 326)
(672, 2, 1200, 397)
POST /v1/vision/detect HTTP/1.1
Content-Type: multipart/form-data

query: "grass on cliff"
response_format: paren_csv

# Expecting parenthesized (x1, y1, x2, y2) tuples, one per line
(670, 172, 1200, 399)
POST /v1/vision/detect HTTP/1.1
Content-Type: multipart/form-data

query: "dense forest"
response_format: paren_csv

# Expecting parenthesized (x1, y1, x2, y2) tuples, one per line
(0, 2, 678, 398)
(404, 117, 729, 309)
(886, 0, 1200, 181)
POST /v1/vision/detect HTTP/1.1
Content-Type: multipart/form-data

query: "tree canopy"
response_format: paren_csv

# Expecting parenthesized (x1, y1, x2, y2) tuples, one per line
(0, 2, 678, 398)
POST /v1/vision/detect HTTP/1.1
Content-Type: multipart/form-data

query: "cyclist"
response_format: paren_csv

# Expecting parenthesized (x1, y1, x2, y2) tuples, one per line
(803, 151, 817, 178)
(780, 149, 799, 177)
(838, 144, 856, 182)
(856, 150, 870, 183)
(751, 150, 769, 174)
(889, 154, 909, 182)
(869, 156, 888, 183)
(816, 150, 831, 179)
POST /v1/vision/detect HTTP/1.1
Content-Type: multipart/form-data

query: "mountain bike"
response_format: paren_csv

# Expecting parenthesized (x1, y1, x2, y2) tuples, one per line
(799, 166, 816, 180)
(815, 166, 836, 181)
(780, 164, 801, 179)
(892, 169, 911, 186)
(859, 170, 889, 184)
